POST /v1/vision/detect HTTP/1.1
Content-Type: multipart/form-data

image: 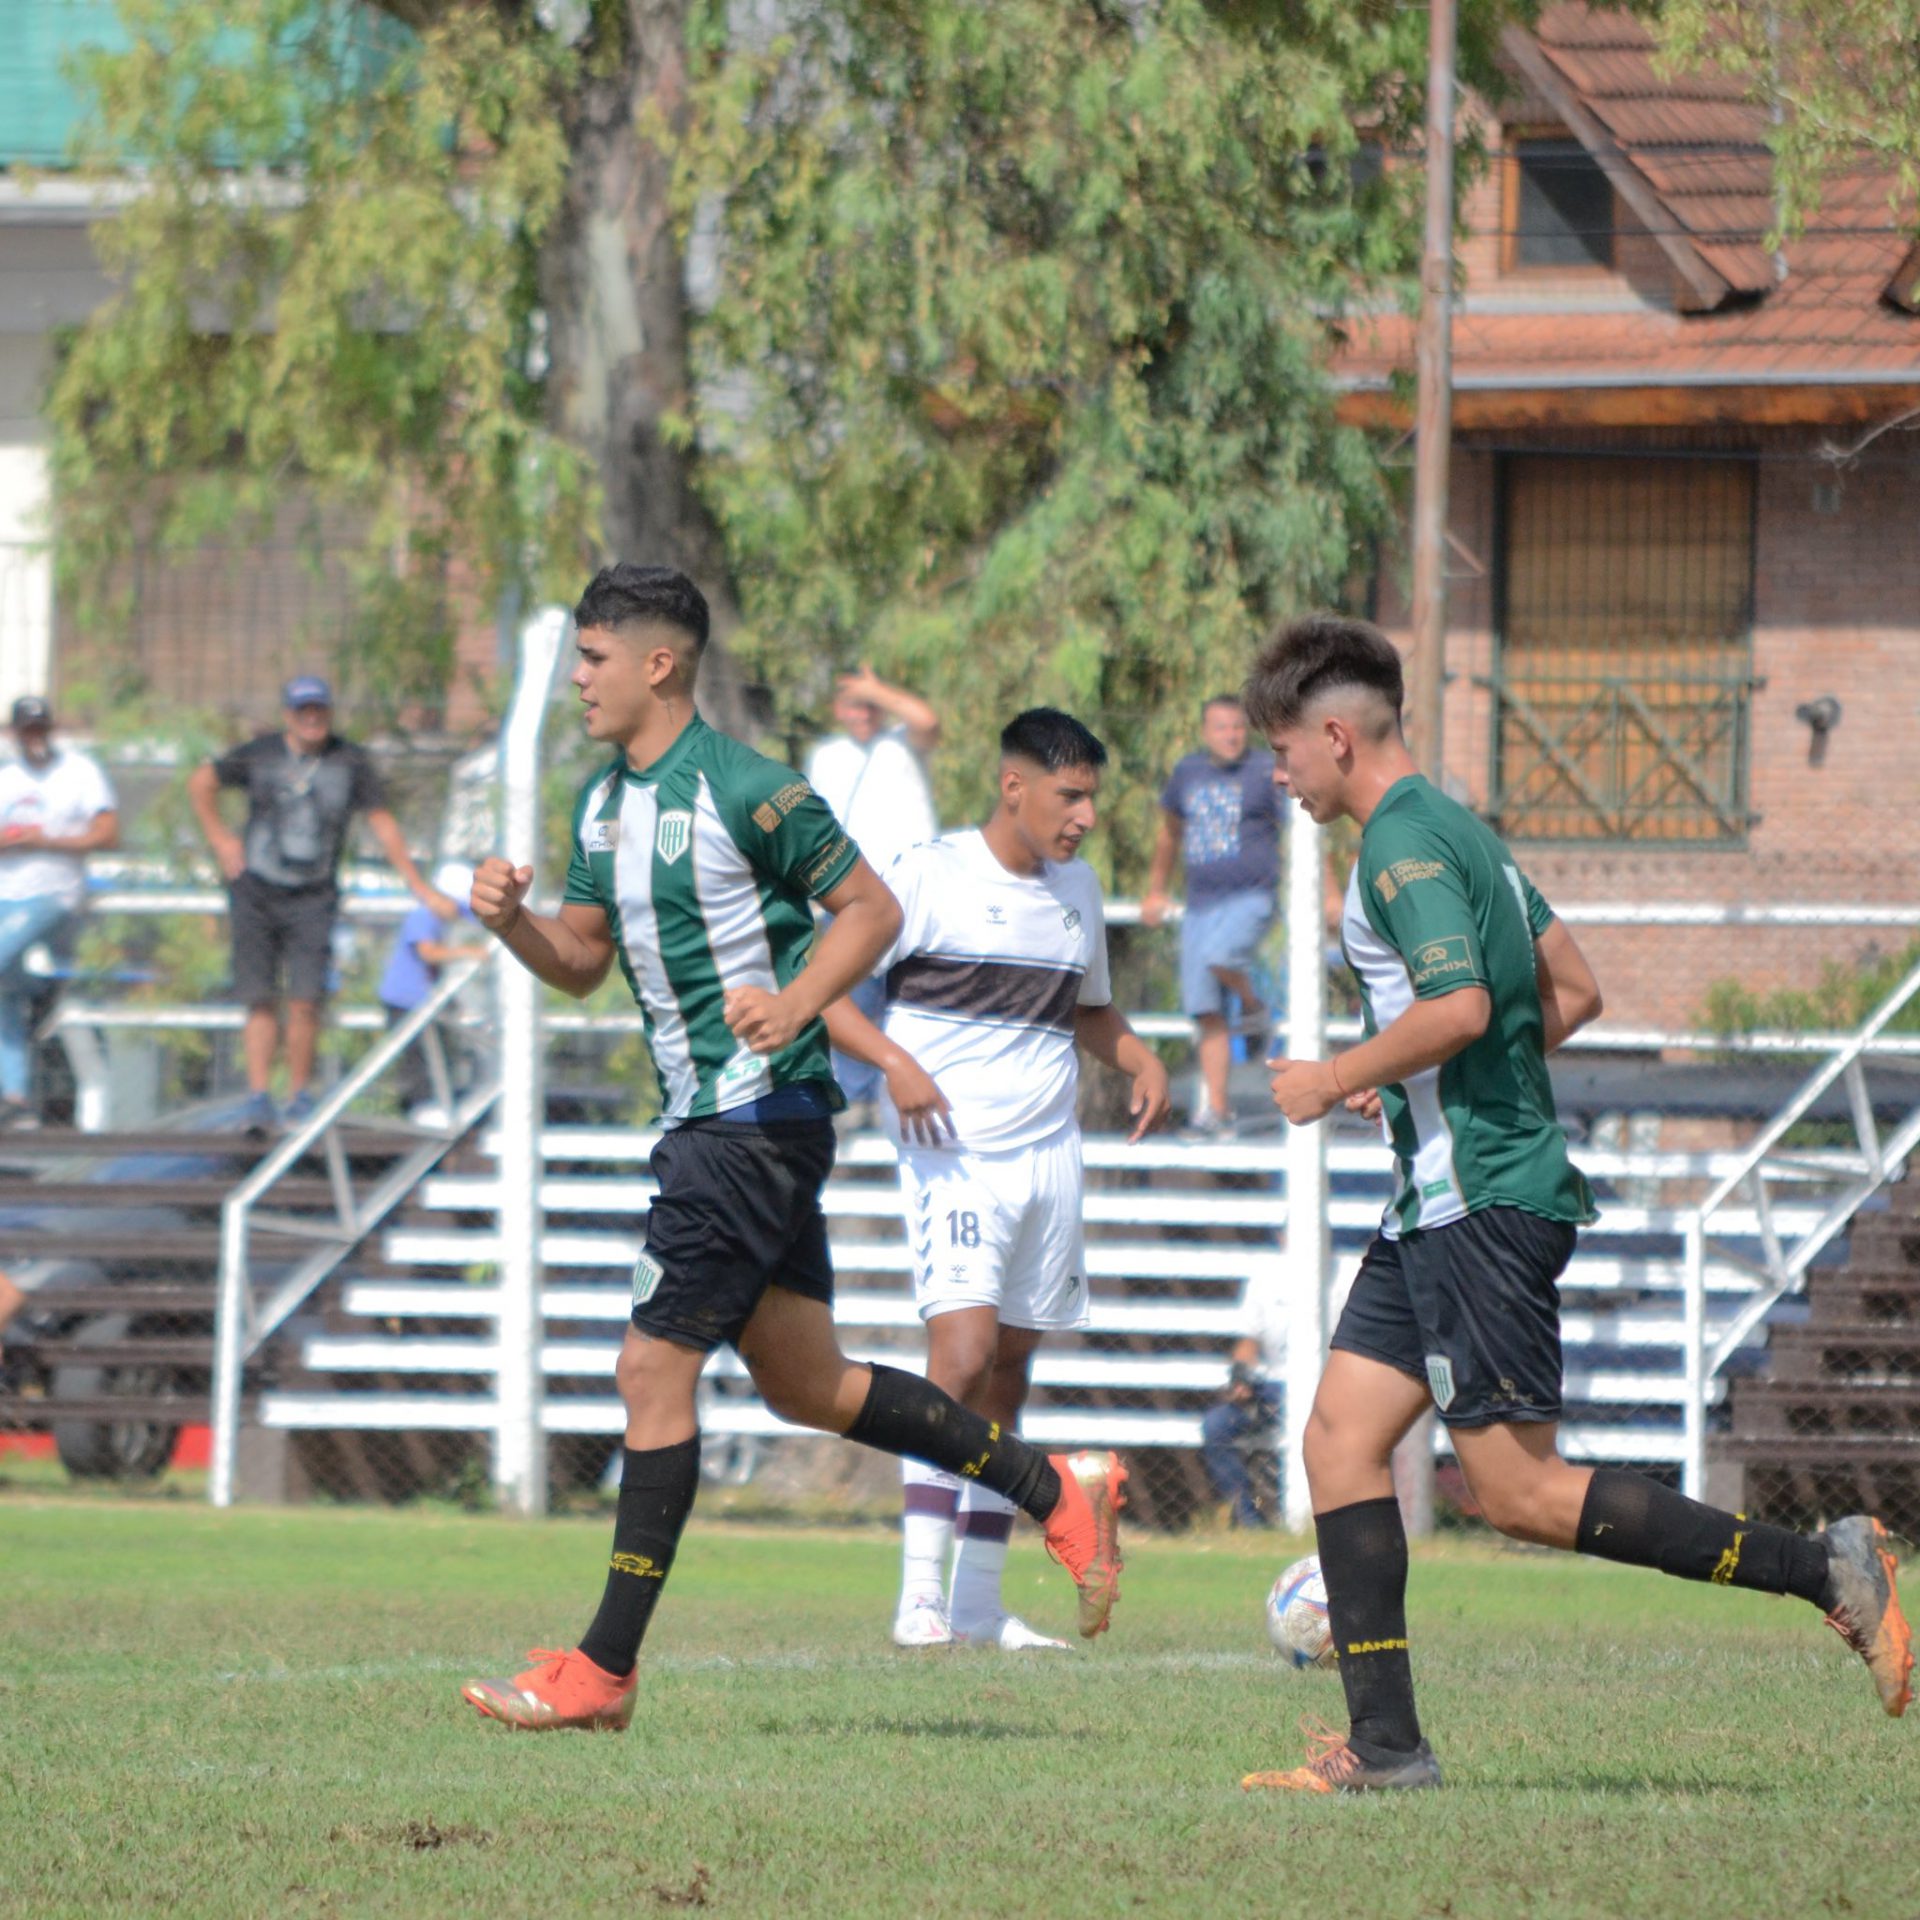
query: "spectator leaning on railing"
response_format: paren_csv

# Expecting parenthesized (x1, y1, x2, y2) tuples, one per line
(0, 696, 120, 1130)
(1141, 694, 1280, 1141)
(188, 675, 457, 1136)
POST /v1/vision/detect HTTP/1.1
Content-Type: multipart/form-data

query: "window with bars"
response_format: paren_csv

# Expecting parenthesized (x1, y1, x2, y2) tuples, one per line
(1488, 453, 1758, 845)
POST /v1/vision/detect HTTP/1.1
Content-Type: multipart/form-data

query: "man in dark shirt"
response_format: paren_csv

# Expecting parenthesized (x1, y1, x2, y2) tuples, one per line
(1142, 694, 1281, 1138)
(188, 675, 455, 1132)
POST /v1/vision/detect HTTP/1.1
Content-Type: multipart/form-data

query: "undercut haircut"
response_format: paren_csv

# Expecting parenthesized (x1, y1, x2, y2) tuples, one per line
(1000, 707, 1108, 772)
(1243, 614, 1404, 737)
(573, 564, 710, 653)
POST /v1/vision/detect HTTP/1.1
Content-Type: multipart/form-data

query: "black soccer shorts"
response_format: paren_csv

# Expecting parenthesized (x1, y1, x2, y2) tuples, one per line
(1329, 1205, 1578, 1428)
(630, 1116, 837, 1352)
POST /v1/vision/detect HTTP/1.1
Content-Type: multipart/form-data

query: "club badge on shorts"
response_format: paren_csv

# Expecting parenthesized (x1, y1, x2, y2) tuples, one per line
(632, 1248, 665, 1306)
(1424, 1353, 1456, 1411)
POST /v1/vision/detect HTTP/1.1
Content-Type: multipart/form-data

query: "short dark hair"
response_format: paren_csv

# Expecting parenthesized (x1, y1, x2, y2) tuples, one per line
(1000, 707, 1108, 772)
(1202, 693, 1244, 717)
(573, 564, 710, 652)
(1243, 614, 1404, 734)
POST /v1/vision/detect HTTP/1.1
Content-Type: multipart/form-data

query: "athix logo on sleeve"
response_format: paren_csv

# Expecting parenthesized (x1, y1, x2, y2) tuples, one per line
(1411, 935, 1473, 987)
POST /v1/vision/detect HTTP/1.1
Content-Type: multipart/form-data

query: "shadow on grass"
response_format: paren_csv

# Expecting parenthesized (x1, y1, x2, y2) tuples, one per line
(759, 1713, 1063, 1742)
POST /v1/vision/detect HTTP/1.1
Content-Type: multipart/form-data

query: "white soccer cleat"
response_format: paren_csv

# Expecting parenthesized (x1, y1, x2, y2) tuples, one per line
(952, 1613, 1073, 1652)
(890, 1600, 954, 1649)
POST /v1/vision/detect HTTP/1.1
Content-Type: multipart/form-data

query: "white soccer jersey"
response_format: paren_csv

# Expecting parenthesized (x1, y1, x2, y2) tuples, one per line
(874, 829, 1111, 1151)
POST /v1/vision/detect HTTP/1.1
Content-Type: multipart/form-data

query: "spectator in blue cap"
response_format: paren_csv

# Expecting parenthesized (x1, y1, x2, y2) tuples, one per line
(188, 675, 456, 1134)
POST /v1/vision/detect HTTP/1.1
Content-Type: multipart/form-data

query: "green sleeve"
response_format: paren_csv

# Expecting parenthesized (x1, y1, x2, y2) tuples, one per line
(562, 768, 616, 908)
(1521, 869, 1554, 938)
(727, 753, 860, 901)
(1360, 822, 1487, 999)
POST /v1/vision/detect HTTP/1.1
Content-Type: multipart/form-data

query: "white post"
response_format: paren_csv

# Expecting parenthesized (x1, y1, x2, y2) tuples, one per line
(208, 1193, 252, 1508)
(1281, 807, 1330, 1532)
(1682, 1216, 1707, 1501)
(493, 604, 570, 1515)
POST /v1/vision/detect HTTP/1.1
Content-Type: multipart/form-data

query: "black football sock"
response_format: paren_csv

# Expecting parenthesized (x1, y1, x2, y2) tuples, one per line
(1316, 1496, 1424, 1760)
(1575, 1468, 1829, 1603)
(846, 1364, 1062, 1522)
(577, 1436, 701, 1678)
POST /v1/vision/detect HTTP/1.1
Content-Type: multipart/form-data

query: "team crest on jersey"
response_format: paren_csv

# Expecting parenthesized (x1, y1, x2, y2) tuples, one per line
(655, 809, 693, 864)
(584, 819, 618, 853)
(1061, 907, 1082, 932)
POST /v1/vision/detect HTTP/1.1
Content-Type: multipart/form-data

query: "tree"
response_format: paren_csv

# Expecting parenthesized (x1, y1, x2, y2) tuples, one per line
(53, 0, 758, 724)
(1654, 0, 1920, 263)
(55, 0, 1525, 874)
(670, 0, 1493, 877)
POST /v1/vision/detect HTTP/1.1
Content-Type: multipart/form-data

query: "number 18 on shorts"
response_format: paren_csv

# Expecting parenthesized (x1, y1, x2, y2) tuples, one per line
(898, 1125, 1090, 1332)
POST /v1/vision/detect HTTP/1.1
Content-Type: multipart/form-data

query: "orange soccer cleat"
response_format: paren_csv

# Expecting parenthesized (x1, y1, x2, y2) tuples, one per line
(460, 1646, 638, 1732)
(1819, 1514, 1914, 1718)
(1241, 1717, 1444, 1795)
(1041, 1450, 1127, 1638)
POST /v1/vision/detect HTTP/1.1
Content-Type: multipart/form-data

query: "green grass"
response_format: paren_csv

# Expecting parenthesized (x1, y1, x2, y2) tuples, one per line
(0, 1499, 1910, 1919)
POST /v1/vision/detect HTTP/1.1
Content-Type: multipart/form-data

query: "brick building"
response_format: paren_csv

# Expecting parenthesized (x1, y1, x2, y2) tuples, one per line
(1337, 3, 1920, 1032)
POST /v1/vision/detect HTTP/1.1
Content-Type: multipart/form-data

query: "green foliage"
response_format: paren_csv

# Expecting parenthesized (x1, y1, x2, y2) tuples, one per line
(1702, 939, 1920, 1039)
(673, 0, 1491, 883)
(49, 0, 597, 719)
(1653, 0, 1920, 256)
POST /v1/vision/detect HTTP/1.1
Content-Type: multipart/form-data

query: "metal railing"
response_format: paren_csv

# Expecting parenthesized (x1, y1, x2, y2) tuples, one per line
(207, 950, 501, 1506)
(1680, 951, 1920, 1498)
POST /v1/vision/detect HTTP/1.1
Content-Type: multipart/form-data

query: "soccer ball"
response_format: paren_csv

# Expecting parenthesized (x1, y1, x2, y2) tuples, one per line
(1266, 1555, 1335, 1669)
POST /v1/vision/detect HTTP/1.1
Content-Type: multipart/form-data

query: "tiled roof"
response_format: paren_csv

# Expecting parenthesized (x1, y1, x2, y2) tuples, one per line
(1334, 2, 1920, 392)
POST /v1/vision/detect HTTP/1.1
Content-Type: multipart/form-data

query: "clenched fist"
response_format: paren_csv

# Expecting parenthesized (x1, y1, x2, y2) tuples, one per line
(471, 857, 533, 936)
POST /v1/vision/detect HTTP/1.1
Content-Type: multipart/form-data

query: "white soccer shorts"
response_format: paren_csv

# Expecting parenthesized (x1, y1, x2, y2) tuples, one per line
(897, 1123, 1089, 1330)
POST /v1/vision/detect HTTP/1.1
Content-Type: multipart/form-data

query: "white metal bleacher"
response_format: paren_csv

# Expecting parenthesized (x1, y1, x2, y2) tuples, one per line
(256, 1130, 1845, 1465)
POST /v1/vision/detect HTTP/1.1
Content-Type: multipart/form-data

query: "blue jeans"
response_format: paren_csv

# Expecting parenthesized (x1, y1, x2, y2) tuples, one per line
(0, 894, 74, 1103)
(1201, 1382, 1284, 1526)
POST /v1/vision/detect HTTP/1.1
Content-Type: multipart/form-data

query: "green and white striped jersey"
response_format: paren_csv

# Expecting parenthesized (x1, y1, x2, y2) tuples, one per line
(563, 717, 859, 1121)
(1341, 774, 1596, 1238)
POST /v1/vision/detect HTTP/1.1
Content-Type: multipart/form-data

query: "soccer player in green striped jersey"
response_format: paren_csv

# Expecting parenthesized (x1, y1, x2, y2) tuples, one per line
(458, 565, 1127, 1733)
(1239, 614, 1910, 1794)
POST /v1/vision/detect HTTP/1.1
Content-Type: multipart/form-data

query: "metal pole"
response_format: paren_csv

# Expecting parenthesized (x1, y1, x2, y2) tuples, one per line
(493, 604, 570, 1515)
(1682, 1217, 1707, 1501)
(208, 1196, 252, 1507)
(1393, 0, 1458, 1534)
(1281, 806, 1330, 1532)
(1406, 0, 1459, 776)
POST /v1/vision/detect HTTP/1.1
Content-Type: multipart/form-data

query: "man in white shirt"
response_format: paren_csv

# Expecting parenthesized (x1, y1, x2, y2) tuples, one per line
(826, 707, 1172, 1650)
(806, 666, 940, 1124)
(0, 697, 119, 1127)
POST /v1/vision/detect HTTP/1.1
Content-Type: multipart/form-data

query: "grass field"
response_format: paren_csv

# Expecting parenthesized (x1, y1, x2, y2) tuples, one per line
(0, 1497, 1912, 1919)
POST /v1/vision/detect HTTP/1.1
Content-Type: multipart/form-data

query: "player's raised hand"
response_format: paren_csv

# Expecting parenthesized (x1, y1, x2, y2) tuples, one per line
(884, 1052, 953, 1146)
(471, 856, 533, 935)
(723, 984, 805, 1056)
(1126, 1051, 1173, 1143)
(1266, 1056, 1341, 1125)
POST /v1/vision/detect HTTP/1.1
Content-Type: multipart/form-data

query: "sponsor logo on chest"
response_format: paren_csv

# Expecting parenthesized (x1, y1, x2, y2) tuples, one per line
(584, 818, 619, 854)
(655, 809, 694, 865)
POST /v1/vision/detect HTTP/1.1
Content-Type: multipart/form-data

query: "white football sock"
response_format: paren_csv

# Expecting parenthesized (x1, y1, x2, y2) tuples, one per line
(950, 1483, 1017, 1632)
(899, 1458, 960, 1612)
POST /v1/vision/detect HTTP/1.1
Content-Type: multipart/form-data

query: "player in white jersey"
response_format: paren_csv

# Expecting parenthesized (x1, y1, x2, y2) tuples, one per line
(826, 708, 1171, 1651)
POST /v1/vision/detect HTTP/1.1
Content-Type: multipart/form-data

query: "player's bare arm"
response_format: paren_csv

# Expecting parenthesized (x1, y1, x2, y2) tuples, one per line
(1139, 810, 1180, 928)
(822, 995, 954, 1144)
(1074, 1001, 1173, 1143)
(472, 855, 616, 998)
(724, 857, 903, 1056)
(1268, 987, 1490, 1126)
(1534, 918, 1603, 1052)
